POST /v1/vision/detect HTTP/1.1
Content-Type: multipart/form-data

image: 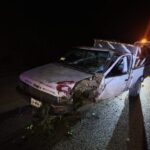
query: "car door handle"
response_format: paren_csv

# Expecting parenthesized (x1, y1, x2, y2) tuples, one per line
(125, 79, 128, 81)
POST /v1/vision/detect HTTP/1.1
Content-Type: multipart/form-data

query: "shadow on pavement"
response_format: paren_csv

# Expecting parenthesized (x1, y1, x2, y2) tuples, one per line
(107, 95, 147, 150)
(106, 95, 129, 150)
(128, 95, 147, 150)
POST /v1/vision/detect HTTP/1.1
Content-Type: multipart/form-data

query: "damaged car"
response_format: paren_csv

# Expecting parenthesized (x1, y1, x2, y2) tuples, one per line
(18, 40, 150, 113)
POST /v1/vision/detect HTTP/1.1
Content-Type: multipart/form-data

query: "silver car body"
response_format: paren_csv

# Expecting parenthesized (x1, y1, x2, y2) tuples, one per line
(19, 40, 149, 110)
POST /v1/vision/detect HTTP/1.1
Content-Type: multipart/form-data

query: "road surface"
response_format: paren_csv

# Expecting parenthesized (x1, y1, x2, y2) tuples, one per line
(0, 73, 149, 150)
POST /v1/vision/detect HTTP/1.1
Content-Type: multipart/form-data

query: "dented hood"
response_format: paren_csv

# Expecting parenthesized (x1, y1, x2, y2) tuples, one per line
(20, 62, 91, 84)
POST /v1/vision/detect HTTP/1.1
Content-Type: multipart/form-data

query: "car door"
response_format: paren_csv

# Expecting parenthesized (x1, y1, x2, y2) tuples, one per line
(99, 55, 131, 99)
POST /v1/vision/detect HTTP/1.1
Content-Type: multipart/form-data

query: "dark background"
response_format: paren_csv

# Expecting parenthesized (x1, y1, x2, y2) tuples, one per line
(0, 0, 150, 69)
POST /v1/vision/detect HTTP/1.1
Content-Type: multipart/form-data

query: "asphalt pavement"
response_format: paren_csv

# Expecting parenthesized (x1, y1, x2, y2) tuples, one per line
(0, 74, 28, 113)
(140, 77, 150, 150)
(0, 73, 150, 150)
(52, 92, 129, 150)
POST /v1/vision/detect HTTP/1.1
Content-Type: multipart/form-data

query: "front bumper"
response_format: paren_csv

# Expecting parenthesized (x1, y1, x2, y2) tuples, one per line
(17, 81, 73, 114)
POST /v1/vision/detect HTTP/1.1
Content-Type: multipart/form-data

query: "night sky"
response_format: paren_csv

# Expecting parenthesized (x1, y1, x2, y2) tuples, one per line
(0, 0, 150, 68)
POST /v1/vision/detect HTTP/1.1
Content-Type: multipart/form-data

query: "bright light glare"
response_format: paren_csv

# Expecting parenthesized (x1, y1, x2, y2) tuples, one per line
(140, 38, 148, 44)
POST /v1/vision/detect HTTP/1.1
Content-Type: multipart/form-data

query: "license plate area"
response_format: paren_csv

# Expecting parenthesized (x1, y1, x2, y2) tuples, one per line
(31, 98, 42, 108)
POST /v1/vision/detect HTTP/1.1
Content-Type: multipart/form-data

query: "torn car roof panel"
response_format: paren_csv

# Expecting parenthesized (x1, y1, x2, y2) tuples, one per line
(94, 39, 139, 55)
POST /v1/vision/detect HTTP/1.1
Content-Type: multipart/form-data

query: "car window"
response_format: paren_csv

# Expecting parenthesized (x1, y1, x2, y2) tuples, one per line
(59, 48, 111, 73)
(107, 56, 129, 77)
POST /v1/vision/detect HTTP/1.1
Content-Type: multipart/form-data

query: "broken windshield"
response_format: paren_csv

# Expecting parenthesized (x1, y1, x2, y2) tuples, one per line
(59, 48, 112, 74)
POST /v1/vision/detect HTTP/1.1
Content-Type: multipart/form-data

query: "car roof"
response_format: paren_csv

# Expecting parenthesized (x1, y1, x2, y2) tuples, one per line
(94, 39, 139, 55)
(77, 46, 127, 56)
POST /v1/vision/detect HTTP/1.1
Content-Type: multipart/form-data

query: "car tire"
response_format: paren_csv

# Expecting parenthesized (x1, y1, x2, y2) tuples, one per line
(129, 79, 142, 98)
